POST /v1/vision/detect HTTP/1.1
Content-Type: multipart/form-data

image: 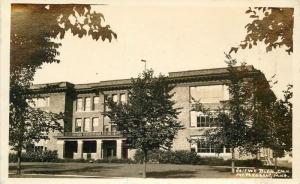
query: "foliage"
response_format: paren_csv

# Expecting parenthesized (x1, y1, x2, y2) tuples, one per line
(9, 105, 63, 151)
(105, 69, 183, 152)
(104, 69, 183, 177)
(206, 54, 254, 153)
(134, 149, 263, 167)
(10, 4, 117, 174)
(94, 158, 136, 164)
(9, 150, 59, 162)
(11, 4, 117, 70)
(266, 85, 293, 158)
(134, 149, 201, 165)
(230, 7, 293, 54)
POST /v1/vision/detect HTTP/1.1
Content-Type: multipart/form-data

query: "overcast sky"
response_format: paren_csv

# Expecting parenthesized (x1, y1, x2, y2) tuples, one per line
(33, 5, 293, 99)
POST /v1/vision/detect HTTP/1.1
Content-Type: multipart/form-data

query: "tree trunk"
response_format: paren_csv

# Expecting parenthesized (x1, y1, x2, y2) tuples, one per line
(231, 148, 235, 174)
(17, 149, 22, 175)
(142, 151, 147, 178)
(274, 157, 278, 171)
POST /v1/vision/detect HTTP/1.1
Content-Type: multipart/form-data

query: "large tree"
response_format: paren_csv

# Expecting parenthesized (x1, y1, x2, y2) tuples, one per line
(263, 84, 293, 169)
(230, 7, 293, 54)
(207, 55, 254, 173)
(10, 4, 117, 174)
(104, 69, 183, 178)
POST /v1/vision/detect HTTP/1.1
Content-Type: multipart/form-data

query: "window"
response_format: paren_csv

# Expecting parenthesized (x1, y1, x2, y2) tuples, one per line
(28, 97, 50, 107)
(34, 146, 44, 152)
(112, 94, 118, 102)
(85, 97, 91, 111)
(84, 118, 90, 132)
(104, 95, 109, 112)
(196, 139, 224, 153)
(120, 93, 126, 104)
(93, 97, 100, 110)
(112, 125, 117, 132)
(75, 119, 82, 132)
(191, 111, 218, 127)
(104, 125, 110, 132)
(197, 139, 209, 153)
(190, 85, 229, 103)
(76, 98, 83, 111)
(92, 118, 99, 132)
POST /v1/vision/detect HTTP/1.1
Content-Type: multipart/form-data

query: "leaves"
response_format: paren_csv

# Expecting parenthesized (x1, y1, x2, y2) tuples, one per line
(232, 7, 293, 54)
(9, 4, 117, 153)
(204, 55, 277, 155)
(104, 69, 183, 152)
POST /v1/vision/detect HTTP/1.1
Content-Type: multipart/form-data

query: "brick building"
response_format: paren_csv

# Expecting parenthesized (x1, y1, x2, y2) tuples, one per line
(28, 66, 273, 160)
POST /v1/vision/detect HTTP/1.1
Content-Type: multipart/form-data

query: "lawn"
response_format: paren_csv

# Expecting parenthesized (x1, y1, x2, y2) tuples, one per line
(9, 162, 235, 178)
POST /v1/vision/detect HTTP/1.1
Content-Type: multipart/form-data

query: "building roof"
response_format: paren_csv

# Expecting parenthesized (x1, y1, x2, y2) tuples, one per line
(31, 65, 261, 92)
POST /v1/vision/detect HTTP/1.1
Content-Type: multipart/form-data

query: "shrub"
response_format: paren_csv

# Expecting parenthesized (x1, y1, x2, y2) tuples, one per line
(200, 158, 263, 167)
(9, 150, 59, 162)
(234, 159, 263, 167)
(197, 156, 225, 165)
(133, 149, 263, 167)
(94, 158, 136, 164)
(134, 149, 201, 164)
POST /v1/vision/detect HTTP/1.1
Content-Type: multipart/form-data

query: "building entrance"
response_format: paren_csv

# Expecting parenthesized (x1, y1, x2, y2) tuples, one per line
(64, 141, 77, 159)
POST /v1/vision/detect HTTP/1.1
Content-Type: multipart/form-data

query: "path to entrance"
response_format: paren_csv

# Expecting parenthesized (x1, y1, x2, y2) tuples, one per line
(9, 162, 235, 178)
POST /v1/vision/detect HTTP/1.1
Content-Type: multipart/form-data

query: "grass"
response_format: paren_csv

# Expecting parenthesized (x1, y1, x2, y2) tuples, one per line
(9, 162, 292, 178)
(9, 162, 235, 178)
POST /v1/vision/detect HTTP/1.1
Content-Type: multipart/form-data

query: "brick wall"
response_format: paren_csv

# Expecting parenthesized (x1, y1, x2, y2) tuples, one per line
(47, 92, 67, 151)
(171, 85, 191, 151)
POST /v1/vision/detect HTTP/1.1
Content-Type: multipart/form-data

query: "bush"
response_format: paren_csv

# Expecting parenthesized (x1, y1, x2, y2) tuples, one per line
(134, 149, 201, 164)
(199, 158, 263, 167)
(197, 156, 225, 165)
(9, 150, 59, 162)
(234, 159, 263, 167)
(133, 149, 263, 167)
(94, 158, 136, 164)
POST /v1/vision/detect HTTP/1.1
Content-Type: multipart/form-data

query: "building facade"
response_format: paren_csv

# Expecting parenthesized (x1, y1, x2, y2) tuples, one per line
(29, 66, 273, 160)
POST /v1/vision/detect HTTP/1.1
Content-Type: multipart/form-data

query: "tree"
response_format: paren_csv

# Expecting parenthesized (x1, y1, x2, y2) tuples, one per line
(265, 84, 292, 169)
(10, 104, 63, 175)
(10, 4, 117, 174)
(200, 54, 261, 173)
(230, 7, 294, 54)
(104, 69, 183, 178)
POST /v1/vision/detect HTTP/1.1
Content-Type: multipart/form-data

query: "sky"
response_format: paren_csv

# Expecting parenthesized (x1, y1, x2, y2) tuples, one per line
(33, 5, 293, 99)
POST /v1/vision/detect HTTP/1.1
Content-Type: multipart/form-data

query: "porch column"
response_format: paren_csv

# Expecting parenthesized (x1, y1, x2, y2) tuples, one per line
(116, 139, 122, 159)
(76, 140, 83, 159)
(96, 140, 103, 159)
(57, 140, 65, 159)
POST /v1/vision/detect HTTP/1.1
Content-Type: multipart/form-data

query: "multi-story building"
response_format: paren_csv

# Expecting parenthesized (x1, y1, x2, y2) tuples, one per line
(28, 66, 273, 160)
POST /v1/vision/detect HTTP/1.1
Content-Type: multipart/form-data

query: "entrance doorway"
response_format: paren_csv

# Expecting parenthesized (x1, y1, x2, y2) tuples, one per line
(64, 141, 77, 159)
(103, 140, 116, 160)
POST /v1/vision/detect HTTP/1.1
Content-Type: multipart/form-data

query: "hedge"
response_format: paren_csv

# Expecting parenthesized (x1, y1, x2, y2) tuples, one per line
(9, 150, 59, 162)
(134, 149, 201, 164)
(133, 149, 263, 167)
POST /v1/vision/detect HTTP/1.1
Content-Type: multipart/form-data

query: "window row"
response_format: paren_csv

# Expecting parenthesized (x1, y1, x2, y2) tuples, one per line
(190, 85, 229, 103)
(106, 93, 127, 103)
(27, 97, 50, 108)
(191, 141, 231, 153)
(76, 96, 99, 112)
(104, 93, 127, 112)
(190, 111, 219, 127)
(75, 117, 99, 132)
(75, 118, 118, 133)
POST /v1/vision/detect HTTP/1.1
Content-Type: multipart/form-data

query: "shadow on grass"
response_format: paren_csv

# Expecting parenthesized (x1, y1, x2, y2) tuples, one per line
(147, 170, 197, 178)
(9, 164, 64, 170)
(213, 167, 232, 173)
(10, 165, 121, 175)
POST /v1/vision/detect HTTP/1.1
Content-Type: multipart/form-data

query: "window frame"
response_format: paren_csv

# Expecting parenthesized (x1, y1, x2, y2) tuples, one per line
(76, 98, 83, 112)
(75, 118, 82, 132)
(84, 97, 91, 111)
